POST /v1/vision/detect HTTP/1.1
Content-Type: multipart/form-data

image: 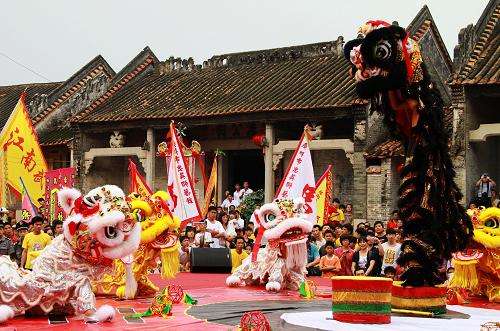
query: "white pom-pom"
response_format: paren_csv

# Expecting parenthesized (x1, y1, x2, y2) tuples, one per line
(93, 305, 115, 322)
(226, 275, 242, 287)
(0, 305, 15, 323)
(265, 281, 281, 292)
(57, 188, 81, 214)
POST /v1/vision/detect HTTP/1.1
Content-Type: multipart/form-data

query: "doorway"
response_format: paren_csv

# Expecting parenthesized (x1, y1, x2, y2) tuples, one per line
(227, 150, 264, 192)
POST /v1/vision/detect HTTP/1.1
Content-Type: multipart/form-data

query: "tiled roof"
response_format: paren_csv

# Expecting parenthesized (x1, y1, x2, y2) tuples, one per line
(407, 5, 453, 71)
(451, 0, 500, 85)
(364, 140, 404, 159)
(0, 82, 61, 129)
(72, 52, 358, 123)
(39, 127, 73, 146)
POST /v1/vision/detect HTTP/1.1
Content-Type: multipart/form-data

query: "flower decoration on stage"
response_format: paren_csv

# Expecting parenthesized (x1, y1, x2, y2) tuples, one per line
(127, 285, 197, 319)
(239, 311, 271, 331)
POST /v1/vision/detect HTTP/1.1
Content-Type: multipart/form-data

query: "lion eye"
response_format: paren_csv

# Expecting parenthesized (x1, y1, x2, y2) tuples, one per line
(374, 40, 392, 60)
(265, 214, 276, 223)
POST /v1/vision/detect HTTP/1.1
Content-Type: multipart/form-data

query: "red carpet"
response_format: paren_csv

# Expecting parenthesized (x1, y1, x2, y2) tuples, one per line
(0, 273, 497, 330)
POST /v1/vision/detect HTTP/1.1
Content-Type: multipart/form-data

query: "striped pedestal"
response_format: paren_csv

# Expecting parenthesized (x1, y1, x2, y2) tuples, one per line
(331, 276, 393, 324)
(392, 283, 447, 315)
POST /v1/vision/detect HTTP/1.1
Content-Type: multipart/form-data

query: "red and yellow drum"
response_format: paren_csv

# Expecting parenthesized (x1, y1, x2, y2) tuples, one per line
(331, 276, 392, 324)
(392, 282, 447, 315)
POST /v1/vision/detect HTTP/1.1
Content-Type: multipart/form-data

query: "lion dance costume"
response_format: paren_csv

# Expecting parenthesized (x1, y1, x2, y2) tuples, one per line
(450, 207, 500, 302)
(93, 191, 181, 299)
(344, 20, 472, 286)
(0, 185, 141, 323)
(227, 198, 313, 292)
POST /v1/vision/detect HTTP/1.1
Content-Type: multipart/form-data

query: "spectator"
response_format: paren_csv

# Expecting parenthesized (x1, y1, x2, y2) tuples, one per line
(228, 211, 242, 235)
(3, 223, 18, 244)
(333, 224, 342, 247)
(492, 189, 500, 208)
(241, 181, 254, 200)
(0, 208, 9, 223)
(21, 216, 52, 270)
(343, 203, 353, 225)
(242, 227, 255, 247)
(352, 236, 380, 276)
(231, 236, 248, 272)
(245, 243, 253, 255)
(179, 236, 191, 271)
(205, 206, 226, 248)
(327, 198, 345, 226)
(396, 219, 403, 230)
(13, 223, 28, 266)
(395, 229, 403, 244)
(374, 221, 387, 243)
(321, 224, 331, 235)
(218, 212, 233, 247)
(194, 221, 213, 248)
(306, 236, 321, 276)
(185, 226, 197, 247)
(476, 173, 496, 207)
(246, 222, 256, 240)
(229, 205, 236, 212)
(52, 220, 64, 236)
(216, 206, 224, 217)
(221, 194, 239, 211)
(311, 224, 326, 248)
(319, 230, 335, 256)
(319, 241, 341, 278)
(383, 266, 396, 280)
(0, 223, 14, 258)
(378, 228, 401, 275)
(334, 235, 354, 276)
(386, 210, 399, 230)
(341, 224, 353, 237)
(234, 210, 245, 229)
(366, 233, 383, 276)
(233, 183, 243, 205)
(356, 222, 365, 232)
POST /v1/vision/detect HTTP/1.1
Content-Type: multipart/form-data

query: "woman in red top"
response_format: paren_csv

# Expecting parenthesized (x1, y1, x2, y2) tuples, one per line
(334, 235, 354, 276)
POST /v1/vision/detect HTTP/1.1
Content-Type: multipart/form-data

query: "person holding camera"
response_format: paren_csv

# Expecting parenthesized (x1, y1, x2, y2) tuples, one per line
(476, 173, 496, 207)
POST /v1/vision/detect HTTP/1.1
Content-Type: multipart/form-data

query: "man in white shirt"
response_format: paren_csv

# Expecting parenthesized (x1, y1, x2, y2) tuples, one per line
(241, 181, 254, 200)
(233, 183, 243, 205)
(205, 206, 226, 248)
(378, 228, 401, 274)
(221, 194, 239, 211)
(194, 221, 213, 247)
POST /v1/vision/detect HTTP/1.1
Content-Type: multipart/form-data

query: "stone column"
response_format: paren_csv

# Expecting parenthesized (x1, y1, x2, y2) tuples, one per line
(264, 123, 275, 203)
(353, 107, 368, 223)
(145, 128, 155, 188)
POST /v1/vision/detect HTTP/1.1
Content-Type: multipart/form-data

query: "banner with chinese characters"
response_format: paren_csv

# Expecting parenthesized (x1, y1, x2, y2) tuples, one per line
(0, 93, 47, 206)
(44, 167, 75, 222)
(275, 130, 316, 223)
(167, 122, 202, 228)
(128, 158, 152, 198)
(315, 165, 332, 226)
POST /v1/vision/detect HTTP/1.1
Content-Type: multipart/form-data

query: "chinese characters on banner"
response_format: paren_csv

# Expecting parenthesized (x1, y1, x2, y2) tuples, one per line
(166, 122, 202, 228)
(315, 165, 333, 226)
(44, 167, 75, 222)
(275, 131, 316, 223)
(0, 93, 47, 206)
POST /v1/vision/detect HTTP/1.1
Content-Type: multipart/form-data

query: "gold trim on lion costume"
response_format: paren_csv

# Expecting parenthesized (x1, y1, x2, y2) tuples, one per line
(93, 191, 181, 299)
(450, 207, 500, 302)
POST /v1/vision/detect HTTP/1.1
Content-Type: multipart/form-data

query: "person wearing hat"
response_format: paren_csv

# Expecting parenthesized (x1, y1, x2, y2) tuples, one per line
(12, 223, 28, 266)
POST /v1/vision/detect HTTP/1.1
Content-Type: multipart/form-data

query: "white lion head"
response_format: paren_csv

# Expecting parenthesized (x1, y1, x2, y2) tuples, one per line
(57, 185, 141, 265)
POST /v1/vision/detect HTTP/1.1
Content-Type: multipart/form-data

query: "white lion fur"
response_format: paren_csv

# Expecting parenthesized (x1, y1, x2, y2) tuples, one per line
(0, 305, 14, 323)
(265, 281, 281, 292)
(91, 304, 115, 322)
(124, 262, 138, 299)
(57, 187, 81, 214)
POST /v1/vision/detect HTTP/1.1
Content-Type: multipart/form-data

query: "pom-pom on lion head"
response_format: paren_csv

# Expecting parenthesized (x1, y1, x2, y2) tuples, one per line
(57, 185, 141, 266)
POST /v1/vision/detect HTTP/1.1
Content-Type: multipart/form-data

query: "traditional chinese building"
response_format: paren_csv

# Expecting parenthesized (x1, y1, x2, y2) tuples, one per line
(0, 6, 466, 225)
(448, 0, 499, 203)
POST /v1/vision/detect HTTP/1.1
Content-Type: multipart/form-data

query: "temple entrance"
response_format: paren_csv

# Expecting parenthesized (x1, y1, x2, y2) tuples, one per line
(227, 150, 264, 193)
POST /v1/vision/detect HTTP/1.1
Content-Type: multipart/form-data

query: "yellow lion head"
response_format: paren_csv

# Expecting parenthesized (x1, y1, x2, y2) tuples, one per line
(471, 207, 500, 249)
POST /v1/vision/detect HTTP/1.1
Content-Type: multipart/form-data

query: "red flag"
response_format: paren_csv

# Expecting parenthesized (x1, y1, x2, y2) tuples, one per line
(128, 158, 152, 197)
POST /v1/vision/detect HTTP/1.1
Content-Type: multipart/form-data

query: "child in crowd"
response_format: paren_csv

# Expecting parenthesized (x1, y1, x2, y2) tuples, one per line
(334, 235, 354, 276)
(194, 221, 212, 248)
(245, 244, 253, 255)
(179, 236, 191, 272)
(383, 266, 396, 280)
(319, 241, 341, 278)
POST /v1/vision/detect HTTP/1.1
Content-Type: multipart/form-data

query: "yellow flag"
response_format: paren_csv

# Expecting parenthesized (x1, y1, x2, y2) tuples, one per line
(315, 165, 332, 226)
(0, 93, 47, 206)
(202, 157, 217, 216)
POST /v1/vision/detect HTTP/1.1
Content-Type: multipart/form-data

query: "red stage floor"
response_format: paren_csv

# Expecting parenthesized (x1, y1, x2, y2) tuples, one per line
(0, 273, 498, 330)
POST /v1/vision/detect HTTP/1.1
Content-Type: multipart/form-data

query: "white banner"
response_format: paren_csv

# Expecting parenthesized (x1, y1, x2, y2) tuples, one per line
(275, 132, 316, 223)
(167, 123, 202, 228)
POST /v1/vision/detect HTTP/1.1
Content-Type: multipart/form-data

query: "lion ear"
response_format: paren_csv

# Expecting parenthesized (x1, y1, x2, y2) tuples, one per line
(58, 188, 82, 214)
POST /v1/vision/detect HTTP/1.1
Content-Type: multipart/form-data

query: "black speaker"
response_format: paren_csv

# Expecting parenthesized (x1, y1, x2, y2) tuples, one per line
(190, 247, 231, 273)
